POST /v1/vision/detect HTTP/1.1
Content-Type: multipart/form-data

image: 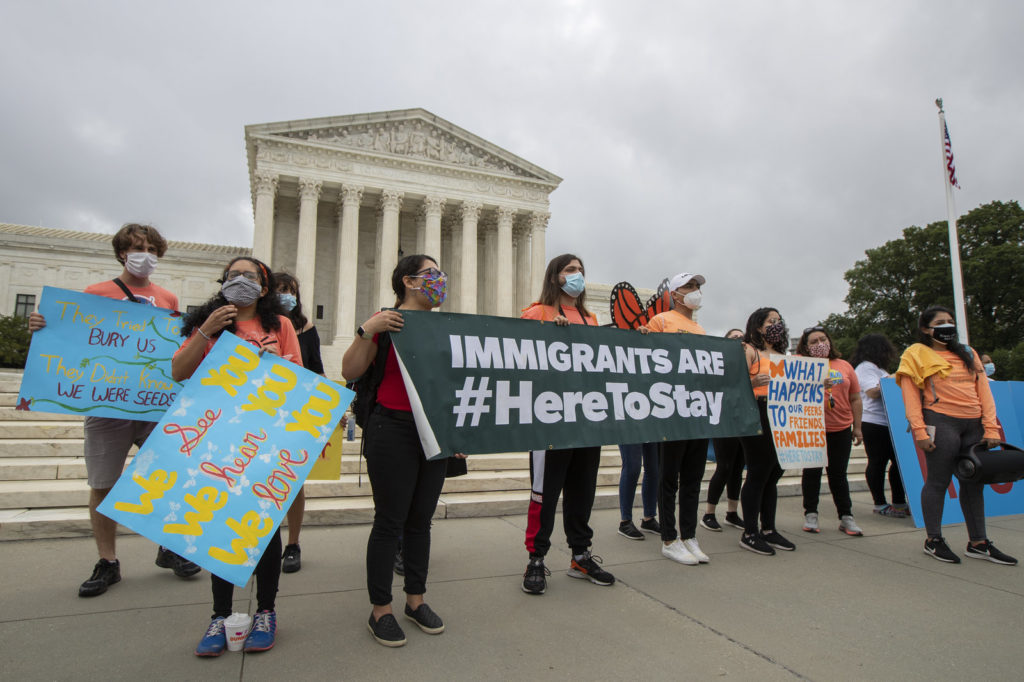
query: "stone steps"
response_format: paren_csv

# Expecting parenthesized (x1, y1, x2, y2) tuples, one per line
(0, 406, 82, 421)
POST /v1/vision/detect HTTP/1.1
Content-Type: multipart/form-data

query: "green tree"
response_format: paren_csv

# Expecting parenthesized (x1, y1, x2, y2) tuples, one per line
(0, 314, 31, 368)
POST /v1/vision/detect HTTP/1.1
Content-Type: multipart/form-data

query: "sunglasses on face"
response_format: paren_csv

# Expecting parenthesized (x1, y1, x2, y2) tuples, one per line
(225, 270, 260, 282)
(803, 325, 825, 335)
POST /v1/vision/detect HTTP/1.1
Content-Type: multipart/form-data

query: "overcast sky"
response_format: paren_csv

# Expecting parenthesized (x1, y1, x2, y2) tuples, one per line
(1, 1, 1021, 335)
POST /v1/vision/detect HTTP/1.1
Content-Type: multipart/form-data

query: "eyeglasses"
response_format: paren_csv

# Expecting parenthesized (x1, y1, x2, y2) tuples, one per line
(803, 325, 825, 335)
(225, 270, 260, 282)
(414, 268, 447, 280)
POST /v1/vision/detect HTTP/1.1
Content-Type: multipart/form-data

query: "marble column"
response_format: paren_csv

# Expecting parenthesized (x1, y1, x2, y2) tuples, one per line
(295, 177, 322, 293)
(496, 206, 516, 316)
(458, 201, 481, 314)
(333, 184, 363, 347)
(377, 189, 404, 309)
(423, 195, 444, 260)
(414, 208, 426, 254)
(251, 173, 278, 263)
(441, 218, 459, 312)
(514, 223, 532, 311)
(529, 211, 550, 301)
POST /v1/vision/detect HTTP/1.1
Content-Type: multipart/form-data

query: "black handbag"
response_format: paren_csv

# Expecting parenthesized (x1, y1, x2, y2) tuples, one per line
(955, 442, 1024, 485)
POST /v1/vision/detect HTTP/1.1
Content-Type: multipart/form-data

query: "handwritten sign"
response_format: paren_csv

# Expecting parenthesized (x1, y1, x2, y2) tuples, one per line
(16, 287, 183, 420)
(767, 354, 827, 469)
(97, 332, 354, 586)
(308, 424, 343, 480)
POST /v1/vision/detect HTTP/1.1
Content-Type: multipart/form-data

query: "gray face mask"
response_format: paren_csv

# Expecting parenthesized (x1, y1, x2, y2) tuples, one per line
(221, 276, 262, 306)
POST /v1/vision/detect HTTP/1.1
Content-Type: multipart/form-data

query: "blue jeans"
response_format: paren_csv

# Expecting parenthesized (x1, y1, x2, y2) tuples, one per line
(618, 442, 659, 521)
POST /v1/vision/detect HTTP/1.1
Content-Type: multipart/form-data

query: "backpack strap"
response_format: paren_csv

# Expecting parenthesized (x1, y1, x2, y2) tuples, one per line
(112, 278, 140, 303)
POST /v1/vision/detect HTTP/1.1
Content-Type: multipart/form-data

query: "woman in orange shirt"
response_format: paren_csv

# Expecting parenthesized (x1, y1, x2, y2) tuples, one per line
(896, 305, 1016, 566)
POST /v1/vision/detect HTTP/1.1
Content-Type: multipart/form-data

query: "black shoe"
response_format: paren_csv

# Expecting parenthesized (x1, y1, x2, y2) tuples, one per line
(568, 550, 615, 586)
(700, 514, 722, 532)
(639, 517, 661, 535)
(965, 540, 1018, 566)
(282, 544, 301, 573)
(522, 556, 549, 594)
(404, 603, 445, 634)
(79, 558, 121, 597)
(723, 511, 745, 529)
(393, 549, 405, 576)
(761, 530, 795, 551)
(368, 613, 406, 647)
(155, 546, 201, 578)
(618, 520, 644, 540)
(924, 537, 960, 563)
(739, 533, 775, 556)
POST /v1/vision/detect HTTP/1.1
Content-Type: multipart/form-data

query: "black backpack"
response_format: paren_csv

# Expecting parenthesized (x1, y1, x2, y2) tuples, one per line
(349, 332, 391, 429)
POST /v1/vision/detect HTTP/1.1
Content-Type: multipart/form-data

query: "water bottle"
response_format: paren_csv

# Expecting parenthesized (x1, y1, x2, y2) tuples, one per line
(346, 415, 355, 441)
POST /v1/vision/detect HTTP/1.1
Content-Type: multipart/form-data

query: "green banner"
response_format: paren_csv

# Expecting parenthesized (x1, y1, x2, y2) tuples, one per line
(390, 311, 762, 458)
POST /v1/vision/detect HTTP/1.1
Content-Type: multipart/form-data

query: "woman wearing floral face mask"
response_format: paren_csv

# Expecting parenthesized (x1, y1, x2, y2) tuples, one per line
(795, 326, 864, 536)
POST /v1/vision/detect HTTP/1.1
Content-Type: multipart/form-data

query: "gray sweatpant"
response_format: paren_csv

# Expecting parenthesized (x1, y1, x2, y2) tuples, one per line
(921, 409, 987, 541)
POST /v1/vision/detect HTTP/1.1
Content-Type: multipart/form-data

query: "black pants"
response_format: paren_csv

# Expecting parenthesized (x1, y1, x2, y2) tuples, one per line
(707, 437, 745, 505)
(658, 439, 708, 542)
(364, 410, 447, 606)
(921, 410, 987, 541)
(739, 400, 784, 534)
(525, 447, 601, 557)
(802, 427, 854, 518)
(212, 528, 281, 618)
(862, 421, 906, 506)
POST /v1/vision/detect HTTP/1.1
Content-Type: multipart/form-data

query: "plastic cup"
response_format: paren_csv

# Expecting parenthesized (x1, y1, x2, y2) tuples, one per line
(224, 612, 252, 652)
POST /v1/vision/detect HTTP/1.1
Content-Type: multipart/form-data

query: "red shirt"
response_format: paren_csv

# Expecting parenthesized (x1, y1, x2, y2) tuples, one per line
(372, 333, 410, 412)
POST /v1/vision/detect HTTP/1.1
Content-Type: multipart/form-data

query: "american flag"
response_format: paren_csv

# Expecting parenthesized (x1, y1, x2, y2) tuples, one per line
(943, 121, 961, 189)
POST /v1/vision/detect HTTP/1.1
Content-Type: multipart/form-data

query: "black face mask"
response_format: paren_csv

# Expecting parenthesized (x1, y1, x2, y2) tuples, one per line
(931, 324, 957, 345)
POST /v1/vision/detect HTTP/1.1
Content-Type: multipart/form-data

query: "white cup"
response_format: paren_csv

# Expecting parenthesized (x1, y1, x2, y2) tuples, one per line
(224, 612, 252, 652)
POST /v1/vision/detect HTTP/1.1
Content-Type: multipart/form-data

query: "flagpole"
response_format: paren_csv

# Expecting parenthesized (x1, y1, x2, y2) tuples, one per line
(935, 98, 969, 344)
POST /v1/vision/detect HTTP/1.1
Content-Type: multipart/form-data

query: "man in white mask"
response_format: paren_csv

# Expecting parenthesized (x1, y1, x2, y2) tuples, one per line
(27, 223, 201, 596)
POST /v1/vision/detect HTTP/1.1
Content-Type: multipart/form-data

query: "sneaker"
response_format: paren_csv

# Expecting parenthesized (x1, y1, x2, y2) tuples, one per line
(404, 603, 445, 634)
(368, 612, 406, 647)
(243, 610, 277, 652)
(965, 540, 1018, 566)
(639, 517, 661, 535)
(393, 549, 404, 576)
(739, 533, 775, 556)
(522, 556, 549, 594)
(568, 550, 616, 586)
(682, 538, 710, 563)
(924, 536, 960, 564)
(762, 530, 796, 551)
(700, 514, 722, 532)
(661, 539, 699, 566)
(723, 511, 745, 530)
(618, 520, 644, 540)
(78, 558, 121, 597)
(195, 616, 227, 657)
(839, 515, 864, 536)
(802, 512, 820, 533)
(282, 544, 301, 573)
(874, 504, 908, 518)
(155, 546, 201, 579)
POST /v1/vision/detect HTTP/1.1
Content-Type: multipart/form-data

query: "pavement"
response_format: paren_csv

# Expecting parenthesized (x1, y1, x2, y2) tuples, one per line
(3, 491, 1023, 681)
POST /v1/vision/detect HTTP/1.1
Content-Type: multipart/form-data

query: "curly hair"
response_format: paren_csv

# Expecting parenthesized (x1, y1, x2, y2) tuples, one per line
(917, 305, 976, 372)
(795, 326, 840, 359)
(850, 333, 896, 370)
(537, 253, 591, 318)
(744, 307, 788, 354)
(180, 256, 283, 338)
(273, 271, 309, 331)
(112, 223, 167, 264)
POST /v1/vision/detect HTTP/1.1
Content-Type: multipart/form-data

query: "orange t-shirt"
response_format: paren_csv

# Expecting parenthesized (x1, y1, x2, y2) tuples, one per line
(520, 303, 597, 326)
(646, 309, 705, 335)
(84, 279, 179, 311)
(824, 359, 860, 432)
(175, 316, 303, 368)
(747, 346, 770, 399)
(899, 348, 998, 441)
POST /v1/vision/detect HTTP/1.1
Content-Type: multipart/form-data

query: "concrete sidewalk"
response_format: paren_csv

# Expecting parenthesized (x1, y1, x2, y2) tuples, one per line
(3, 491, 1022, 681)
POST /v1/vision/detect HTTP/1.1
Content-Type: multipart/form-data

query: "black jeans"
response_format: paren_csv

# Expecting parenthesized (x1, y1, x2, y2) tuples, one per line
(739, 400, 784, 534)
(707, 437, 745, 505)
(921, 410, 987, 541)
(861, 421, 906, 506)
(364, 410, 447, 606)
(525, 446, 601, 557)
(658, 439, 708, 542)
(802, 427, 854, 518)
(212, 528, 281, 617)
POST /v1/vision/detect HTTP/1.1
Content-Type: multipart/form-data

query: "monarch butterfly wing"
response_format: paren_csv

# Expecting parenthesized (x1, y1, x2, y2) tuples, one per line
(647, 278, 672, 319)
(610, 282, 644, 329)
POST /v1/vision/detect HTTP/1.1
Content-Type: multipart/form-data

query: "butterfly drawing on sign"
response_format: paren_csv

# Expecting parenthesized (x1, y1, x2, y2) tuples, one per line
(609, 279, 672, 329)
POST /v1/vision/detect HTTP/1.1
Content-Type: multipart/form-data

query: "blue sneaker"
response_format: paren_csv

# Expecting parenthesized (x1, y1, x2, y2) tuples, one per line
(195, 617, 227, 657)
(243, 610, 276, 652)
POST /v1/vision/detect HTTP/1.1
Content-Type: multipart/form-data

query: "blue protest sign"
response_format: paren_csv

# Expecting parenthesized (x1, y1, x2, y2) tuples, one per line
(16, 286, 183, 420)
(97, 332, 354, 586)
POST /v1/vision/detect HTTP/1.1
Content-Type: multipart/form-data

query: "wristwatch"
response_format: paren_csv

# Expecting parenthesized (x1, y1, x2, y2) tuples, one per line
(357, 326, 366, 338)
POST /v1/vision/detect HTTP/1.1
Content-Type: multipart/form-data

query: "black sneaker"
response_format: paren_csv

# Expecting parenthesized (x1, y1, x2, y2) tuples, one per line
(924, 536, 960, 563)
(393, 548, 405, 576)
(282, 544, 301, 573)
(522, 556, 549, 594)
(723, 512, 745, 529)
(568, 550, 615, 586)
(762, 530, 795, 551)
(79, 558, 121, 597)
(639, 517, 662, 535)
(368, 613, 406, 647)
(739, 533, 775, 556)
(700, 514, 722, 532)
(618, 520, 644, 540)
(404, 603, 445, 634)
(155, 546, 201, 578)
(965, 540, 1018, 566)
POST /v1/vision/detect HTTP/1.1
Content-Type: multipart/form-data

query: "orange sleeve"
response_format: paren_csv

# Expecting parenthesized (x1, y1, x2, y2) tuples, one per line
(277, 317, 304, 368)
(520, 304, 548, 321)
(646, 315, 665, 333)
(900, 377, 928, 441)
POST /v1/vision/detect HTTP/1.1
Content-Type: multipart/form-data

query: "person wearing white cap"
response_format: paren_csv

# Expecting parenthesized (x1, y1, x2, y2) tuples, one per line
(641, 273, 711, 566)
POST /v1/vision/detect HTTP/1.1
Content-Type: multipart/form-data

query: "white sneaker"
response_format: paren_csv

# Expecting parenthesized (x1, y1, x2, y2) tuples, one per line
(802, 512, 820, 533)
(661, 539, 699, 565)
(839, 515, 864, 536)
(682, 538, 710, 563)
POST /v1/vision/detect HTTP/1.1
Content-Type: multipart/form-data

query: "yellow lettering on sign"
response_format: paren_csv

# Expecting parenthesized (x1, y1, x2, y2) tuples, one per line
(242, 364, 297, 416)
(286, 382, 341, 437)
(200, 344, 259, 397)
(163, 486, 227, 535)
(208, 511, 274, 565)
(113, 470, 177, 515)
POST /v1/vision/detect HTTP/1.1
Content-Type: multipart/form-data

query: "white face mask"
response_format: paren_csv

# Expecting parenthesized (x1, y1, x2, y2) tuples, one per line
(675, 290, 702, 310)
(125, 252, 158, 278)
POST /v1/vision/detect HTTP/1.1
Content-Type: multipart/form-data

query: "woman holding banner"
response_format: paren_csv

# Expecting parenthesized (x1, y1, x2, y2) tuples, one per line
(737, 308, 795, 556)
(173, 256, 302, 656)
(796, 326, 864, 536)
(896, 306, 1016, 565)
(521, 254, 616, 595)
(342, 254, 460, 648)
(702, 328, 747, 532)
